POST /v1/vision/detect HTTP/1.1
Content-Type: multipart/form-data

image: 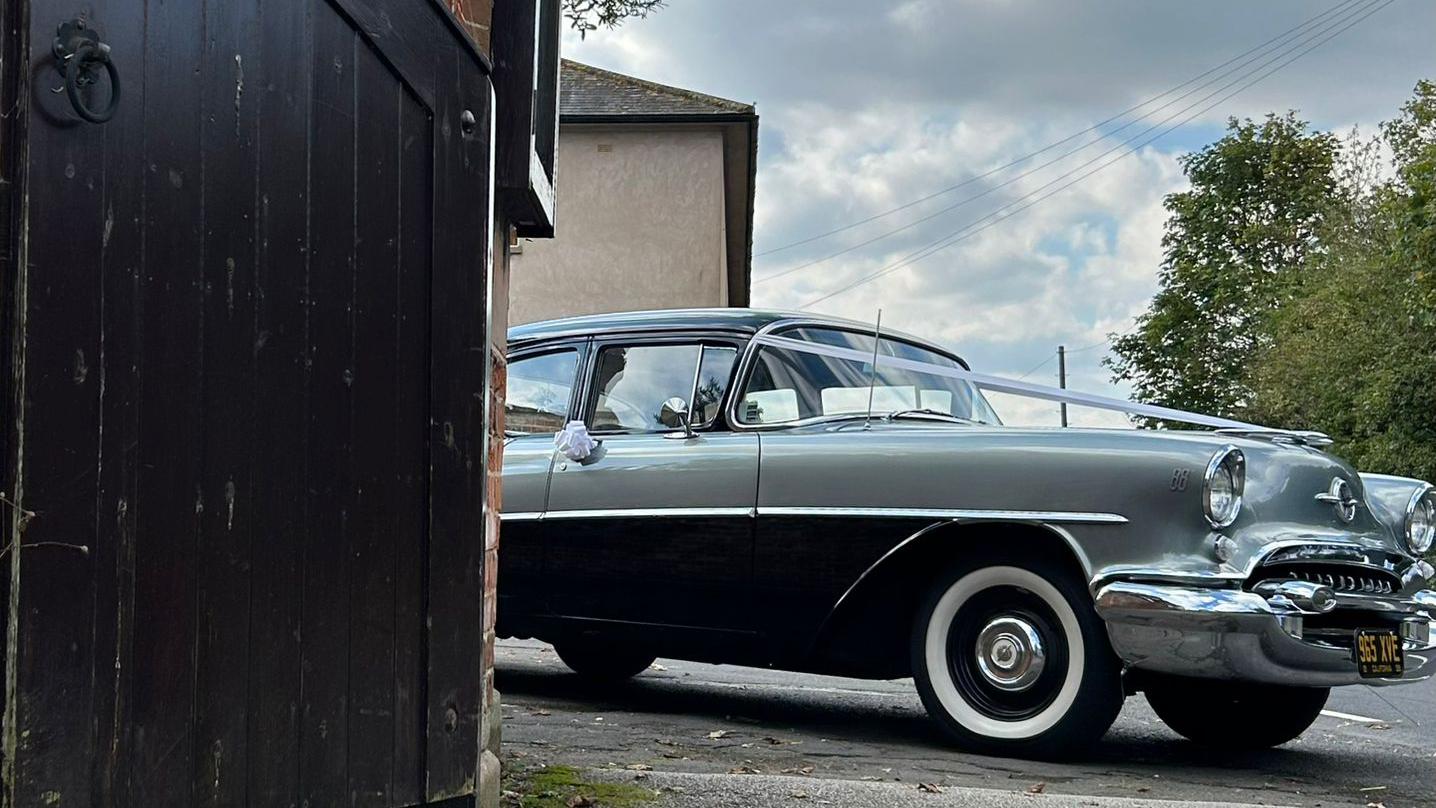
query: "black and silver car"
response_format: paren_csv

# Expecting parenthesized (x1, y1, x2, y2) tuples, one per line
(497, 308, 1436, 757)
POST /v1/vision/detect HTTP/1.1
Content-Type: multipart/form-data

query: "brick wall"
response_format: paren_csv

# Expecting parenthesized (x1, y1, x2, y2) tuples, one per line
(479, 219, 512, 808)
(447, 0, 494, 54)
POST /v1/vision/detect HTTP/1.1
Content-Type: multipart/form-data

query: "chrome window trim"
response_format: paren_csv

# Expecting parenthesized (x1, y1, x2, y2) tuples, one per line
(582, 333, 746, 436)
(756, 506, 1128, 524)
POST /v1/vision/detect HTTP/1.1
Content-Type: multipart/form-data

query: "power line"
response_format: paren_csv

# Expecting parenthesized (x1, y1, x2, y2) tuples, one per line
(757, 0, 1375, 289)
(790, 0, 1384, 305)
(793, 0, 1392, 311)
(751, 0, 1364, 260)
(1016, 352, 1057, 381)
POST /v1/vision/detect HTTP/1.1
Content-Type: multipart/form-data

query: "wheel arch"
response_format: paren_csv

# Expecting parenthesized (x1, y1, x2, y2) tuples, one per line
(803, 519, 1095, 679)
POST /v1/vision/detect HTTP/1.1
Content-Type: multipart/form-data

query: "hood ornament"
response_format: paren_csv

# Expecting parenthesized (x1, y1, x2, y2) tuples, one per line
(1314, 477, 1359, 523)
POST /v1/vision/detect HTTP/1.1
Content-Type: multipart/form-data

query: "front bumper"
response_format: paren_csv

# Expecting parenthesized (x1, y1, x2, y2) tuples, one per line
(1095, 582, 1436, 687)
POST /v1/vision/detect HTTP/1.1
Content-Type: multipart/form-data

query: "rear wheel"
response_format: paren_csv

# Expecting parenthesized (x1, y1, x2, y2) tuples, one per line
(554, 640, 655, 682)
(1143, 676, 1328, 748)
(910, 553, 1123, 758)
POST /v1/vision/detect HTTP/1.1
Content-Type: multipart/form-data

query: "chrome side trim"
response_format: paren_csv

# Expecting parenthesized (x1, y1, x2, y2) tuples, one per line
(499, 511, 543, 522)
(541, 507, 756, 520)
(757, 506, 1128, 524)
(504, 506, 1126, 524)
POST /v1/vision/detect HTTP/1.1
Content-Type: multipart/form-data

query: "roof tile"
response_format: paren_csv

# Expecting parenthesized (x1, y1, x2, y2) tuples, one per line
(560, 59, 755, 118)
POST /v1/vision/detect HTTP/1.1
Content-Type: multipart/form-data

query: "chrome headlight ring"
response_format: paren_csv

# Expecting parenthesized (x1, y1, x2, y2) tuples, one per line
(1203, 445, 1245, 529)
(1404, 483, 1436, 556)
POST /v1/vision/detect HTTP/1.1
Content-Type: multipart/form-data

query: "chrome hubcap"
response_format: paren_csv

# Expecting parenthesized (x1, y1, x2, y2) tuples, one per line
(974, 616, 1045, 691)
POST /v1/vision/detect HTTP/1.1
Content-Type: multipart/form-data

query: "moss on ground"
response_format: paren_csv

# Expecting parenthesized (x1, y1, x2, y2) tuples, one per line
(502, 763, 657, 808)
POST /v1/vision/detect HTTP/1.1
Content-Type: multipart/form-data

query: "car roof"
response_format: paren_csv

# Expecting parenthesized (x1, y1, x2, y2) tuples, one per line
(506, 307, 967, 367)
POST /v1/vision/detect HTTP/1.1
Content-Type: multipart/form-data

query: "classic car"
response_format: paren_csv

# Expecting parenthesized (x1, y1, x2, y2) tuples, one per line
(497, 308, 1436, 757)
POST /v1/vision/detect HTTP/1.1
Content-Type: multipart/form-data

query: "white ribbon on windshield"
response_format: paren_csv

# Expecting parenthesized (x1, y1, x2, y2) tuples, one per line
(750, 333, 1267, 431)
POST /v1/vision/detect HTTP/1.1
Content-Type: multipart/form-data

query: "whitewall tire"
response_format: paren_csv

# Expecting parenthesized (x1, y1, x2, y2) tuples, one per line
(910, 552, 1123, 757)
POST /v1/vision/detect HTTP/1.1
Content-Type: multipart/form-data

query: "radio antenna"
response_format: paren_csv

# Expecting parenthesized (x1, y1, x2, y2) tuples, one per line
(863, 309, 882, 431)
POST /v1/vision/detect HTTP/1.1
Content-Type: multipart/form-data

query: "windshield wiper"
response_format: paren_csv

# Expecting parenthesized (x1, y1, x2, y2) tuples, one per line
(883, 408, 985, 425)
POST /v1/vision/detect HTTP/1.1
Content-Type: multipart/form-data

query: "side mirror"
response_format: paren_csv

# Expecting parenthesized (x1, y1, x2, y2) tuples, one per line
(660, 396, 696, 439)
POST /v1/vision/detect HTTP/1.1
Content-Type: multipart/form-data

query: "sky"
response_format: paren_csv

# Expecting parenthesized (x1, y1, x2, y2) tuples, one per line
(561, 0, 1434, 427)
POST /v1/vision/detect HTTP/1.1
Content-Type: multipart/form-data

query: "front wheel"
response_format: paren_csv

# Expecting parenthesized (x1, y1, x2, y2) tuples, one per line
(1143, 676, 1328, 748)
(911, 553, 1123, 758)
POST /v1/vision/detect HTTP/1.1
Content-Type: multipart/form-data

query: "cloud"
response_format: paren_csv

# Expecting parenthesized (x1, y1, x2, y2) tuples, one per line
(562, 0, 1433, 427)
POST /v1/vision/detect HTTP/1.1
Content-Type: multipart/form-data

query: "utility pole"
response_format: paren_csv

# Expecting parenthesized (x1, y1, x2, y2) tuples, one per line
(1058, 345, 1068, 428)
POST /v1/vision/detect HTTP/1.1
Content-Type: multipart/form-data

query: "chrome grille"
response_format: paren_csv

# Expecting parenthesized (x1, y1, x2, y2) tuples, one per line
(1257, 563, 1398, 595)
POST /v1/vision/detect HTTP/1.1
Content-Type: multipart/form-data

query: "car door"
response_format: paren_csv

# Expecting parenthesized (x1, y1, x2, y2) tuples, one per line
(543, 335, 758, 638)
(498, 341, 586, 625)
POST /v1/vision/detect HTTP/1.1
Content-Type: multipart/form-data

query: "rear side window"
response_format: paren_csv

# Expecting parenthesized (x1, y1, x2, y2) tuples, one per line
(506, 350, 579, 434)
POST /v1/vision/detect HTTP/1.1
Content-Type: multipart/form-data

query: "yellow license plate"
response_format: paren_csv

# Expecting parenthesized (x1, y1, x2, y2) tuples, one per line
(1354, 628, 1403, 678)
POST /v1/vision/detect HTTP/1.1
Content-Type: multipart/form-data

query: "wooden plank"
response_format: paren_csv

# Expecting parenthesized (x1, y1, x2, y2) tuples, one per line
(191, 0, 262, 804)
(244, 2, 313, 806)
(346, 36, 403, 808)
(330, 0, 439, 110)
(9, 3, 111, 804)
(245, 0, 315, 795)
(90, 0, 149, 802)
(425, 46, 491, 801)
(299, 6, 358, 807)
(130, 0, 208, 803)
(392, 87, 434, 808)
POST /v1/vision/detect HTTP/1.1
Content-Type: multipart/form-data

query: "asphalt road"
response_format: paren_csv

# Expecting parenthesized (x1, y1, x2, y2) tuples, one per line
(496, 638, 1436, 808)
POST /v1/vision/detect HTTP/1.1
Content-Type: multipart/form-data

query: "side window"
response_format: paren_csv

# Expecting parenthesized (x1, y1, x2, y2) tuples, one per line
(590, 344, 699, 433)
(505, 349, 579, 434)
(692, 346, 738, 426)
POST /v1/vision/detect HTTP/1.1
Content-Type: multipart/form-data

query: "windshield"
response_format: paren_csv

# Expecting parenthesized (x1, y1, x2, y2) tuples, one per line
(736, 327, 1001, 426)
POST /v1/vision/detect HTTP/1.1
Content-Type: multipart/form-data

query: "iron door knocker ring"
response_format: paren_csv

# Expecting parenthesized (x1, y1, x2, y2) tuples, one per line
(53, 19, 121, 124)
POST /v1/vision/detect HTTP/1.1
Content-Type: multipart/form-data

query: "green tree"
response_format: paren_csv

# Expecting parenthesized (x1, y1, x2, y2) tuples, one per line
(1250, 82, 1436, 484)
(1107, 113, 1341, 423)
(562, 0, 665, 36)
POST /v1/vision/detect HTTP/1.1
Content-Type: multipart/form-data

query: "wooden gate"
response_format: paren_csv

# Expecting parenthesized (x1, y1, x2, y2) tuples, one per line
(0, 0, 494, 805)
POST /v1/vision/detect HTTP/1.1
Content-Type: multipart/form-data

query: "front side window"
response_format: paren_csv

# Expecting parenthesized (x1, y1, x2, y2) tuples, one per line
(506, 349, 580, 434)
(737, 328, 1000, 426)
(590, 343, 738, 433)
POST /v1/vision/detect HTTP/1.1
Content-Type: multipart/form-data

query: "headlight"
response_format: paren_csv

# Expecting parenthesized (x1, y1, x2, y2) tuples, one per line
(1405, 484, 1435, 555)
(1203, 445, 1245, 529)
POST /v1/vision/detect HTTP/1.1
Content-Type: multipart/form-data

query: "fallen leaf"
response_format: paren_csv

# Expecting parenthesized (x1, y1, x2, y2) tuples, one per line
(1367, 722, 1392, 731)
(918, 783, 944, 794)
(624, 763, 652, 771)
(1026, 782, 1047, 795)
(1136, 787, 1151, 793)
(791, 791, 810, 799)
(707, 730, 731, 740)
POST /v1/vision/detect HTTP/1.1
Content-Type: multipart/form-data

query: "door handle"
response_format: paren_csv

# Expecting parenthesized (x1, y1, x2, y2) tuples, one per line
(53, 19, 121, 124)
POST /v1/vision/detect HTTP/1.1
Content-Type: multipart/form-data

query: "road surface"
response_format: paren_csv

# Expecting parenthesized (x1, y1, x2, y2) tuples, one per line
(496, 638, 1435, 807)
